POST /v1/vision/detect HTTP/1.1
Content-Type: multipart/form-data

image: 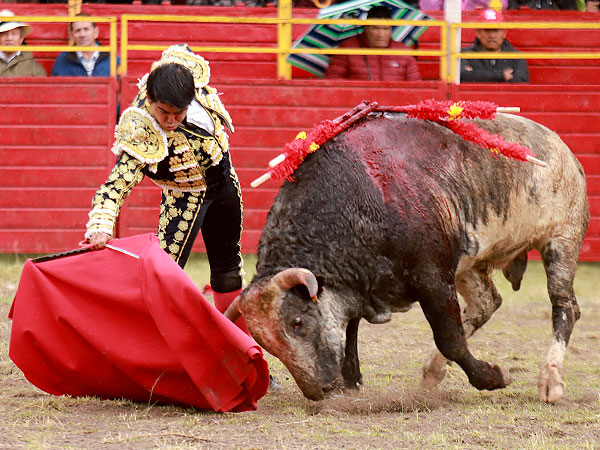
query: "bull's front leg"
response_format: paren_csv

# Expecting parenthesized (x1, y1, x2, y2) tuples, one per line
(341, 317, 362, 390)
(421, 267, 507, 389)
(417, 281, 511, 391)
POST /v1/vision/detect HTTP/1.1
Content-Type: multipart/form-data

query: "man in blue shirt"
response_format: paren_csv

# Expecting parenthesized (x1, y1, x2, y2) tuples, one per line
(51, 14, 118, 77)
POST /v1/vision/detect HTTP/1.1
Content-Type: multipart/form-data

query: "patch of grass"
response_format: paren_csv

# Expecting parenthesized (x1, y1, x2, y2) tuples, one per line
(0, 254, 31, 305)
(1, 259, 599, 449)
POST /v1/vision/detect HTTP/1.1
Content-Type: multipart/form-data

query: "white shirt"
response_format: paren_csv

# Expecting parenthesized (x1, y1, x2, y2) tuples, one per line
(187, 100, 215, 135)
(76, 50, 99, 76)
(0, 50, 21, 63)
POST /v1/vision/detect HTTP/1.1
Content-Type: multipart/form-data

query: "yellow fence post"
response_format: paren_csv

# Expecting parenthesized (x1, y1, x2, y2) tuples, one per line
(439, 20, 448, 83)
(67, 0, 82, 17)
(109, 17, 117, 77)
(277, 0, 292, 80)
(67, 0, 81, 47)
(120, 15, 129, 75)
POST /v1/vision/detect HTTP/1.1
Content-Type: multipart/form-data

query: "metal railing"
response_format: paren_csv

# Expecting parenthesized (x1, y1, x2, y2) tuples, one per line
(5, 11, 600, 83)
(119, 12, 447, 80)
(0, 15, 118, 77)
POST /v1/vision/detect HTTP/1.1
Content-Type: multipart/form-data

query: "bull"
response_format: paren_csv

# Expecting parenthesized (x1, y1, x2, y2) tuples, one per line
(227, 110, 589, 403)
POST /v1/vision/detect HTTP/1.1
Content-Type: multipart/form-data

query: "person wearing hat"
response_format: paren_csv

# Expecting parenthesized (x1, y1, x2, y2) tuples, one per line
(0, 10, 46, 77)
(420, 0, 509, 9)
(460, 9, 529, 83)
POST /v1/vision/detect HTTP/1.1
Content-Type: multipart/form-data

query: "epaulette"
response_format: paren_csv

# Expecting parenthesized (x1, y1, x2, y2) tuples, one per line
(111, 106, 168, 172)
(151, 44, 210, 90)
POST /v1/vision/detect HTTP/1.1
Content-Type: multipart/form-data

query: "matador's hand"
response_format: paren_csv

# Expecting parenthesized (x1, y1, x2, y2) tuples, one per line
(87, 232, 112, 250)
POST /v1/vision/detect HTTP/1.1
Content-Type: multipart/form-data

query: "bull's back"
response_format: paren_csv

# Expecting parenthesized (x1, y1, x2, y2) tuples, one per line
(260, 112, 588, 276)
(337, 112, 588, 268)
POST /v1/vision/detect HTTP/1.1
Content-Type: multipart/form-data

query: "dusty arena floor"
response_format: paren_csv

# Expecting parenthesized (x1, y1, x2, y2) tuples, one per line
(1, 259, 599, 449)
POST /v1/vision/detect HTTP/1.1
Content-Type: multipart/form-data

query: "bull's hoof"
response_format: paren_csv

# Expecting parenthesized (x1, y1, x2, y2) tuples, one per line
(343, 379, 361, 391)
(342, 369, 362, 390)
(421, 365, 447, 390)
(420, 349, 449, 390)
(469, 363, 512, 391)
(269, 375, 282, 393)
(538, 363, 565, 403)
(539, 381, 564, 403)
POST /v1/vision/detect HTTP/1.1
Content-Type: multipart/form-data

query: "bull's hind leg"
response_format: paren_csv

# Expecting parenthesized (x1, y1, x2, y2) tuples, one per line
(538, 238, 582, 403)
(421, 268, 509, 389)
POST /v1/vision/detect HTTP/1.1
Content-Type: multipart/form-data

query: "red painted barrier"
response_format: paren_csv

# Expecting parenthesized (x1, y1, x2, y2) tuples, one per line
(0, 77, 117, 253)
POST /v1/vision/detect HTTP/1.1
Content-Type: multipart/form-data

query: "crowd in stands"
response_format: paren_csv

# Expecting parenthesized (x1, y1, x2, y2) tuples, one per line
(321, 6, 532, 83)
(0, 1, 597, 80)
(15, 0, 599, 9)
(1, 10, 118, 77)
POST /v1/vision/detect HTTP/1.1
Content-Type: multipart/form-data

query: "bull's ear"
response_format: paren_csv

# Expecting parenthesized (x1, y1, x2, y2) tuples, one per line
(315, 274, 325, 297)
(289, 275, 324, 302)
(290, 284, 315, 302)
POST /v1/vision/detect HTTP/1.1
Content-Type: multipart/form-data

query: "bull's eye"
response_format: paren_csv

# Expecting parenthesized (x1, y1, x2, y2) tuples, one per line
(292, 317, 302, 329)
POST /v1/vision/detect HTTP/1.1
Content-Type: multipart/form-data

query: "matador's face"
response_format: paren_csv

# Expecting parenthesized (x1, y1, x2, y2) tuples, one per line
(148, 101, 188, 132)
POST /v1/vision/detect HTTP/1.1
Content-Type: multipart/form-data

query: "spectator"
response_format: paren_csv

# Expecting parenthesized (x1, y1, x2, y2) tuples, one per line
(51, 14, 119, 77)
(324, 6, 421, 81)
(420, 0, 508, 9)
(0, 9, 46, 77)
(460, 9, 529, 83)
(586, 0, 599, 10)
(507, 0, 576, 9)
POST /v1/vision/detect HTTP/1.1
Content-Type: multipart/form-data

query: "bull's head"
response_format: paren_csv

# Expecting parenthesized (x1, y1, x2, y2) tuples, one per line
(225, 268, 349, 400)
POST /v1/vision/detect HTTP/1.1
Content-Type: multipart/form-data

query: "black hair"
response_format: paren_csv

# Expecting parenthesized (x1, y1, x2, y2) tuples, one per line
(69, 13, 97, 32)
(146, 63, 196, 109)
(366, 5, 393, 19)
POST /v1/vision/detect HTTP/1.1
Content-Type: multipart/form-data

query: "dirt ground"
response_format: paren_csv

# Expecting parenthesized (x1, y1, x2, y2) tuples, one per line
(1, 263, 599, 449)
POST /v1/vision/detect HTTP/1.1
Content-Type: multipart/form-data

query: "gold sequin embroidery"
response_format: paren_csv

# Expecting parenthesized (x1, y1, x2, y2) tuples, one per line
(158, 190, 205, 264)
(151, 45, 210, 89)
(112, 107, 168, 165)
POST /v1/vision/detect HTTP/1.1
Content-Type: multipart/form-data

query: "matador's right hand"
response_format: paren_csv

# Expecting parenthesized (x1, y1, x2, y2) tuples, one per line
(87, 232, 112, 250)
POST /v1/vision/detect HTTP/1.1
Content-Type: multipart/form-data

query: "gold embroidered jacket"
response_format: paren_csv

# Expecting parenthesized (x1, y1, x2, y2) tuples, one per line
(85, 45, 234, 240)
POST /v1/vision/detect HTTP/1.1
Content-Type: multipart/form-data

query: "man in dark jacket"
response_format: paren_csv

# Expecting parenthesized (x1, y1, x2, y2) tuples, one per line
(51, 14, 118, 77)
(460, 9, 529, 83)
(508, 0, 576, 9)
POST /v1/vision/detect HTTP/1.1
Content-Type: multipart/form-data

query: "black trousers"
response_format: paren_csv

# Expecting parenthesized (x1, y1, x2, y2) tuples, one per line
(157, 154, 244, 293)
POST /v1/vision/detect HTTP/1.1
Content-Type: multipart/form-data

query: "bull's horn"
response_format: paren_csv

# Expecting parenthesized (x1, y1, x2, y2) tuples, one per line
(272, 268, 319, 301)
(224, 295, 242, 322)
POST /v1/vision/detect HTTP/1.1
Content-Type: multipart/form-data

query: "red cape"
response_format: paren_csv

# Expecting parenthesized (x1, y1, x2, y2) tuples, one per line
(8, 234, 269, 412)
